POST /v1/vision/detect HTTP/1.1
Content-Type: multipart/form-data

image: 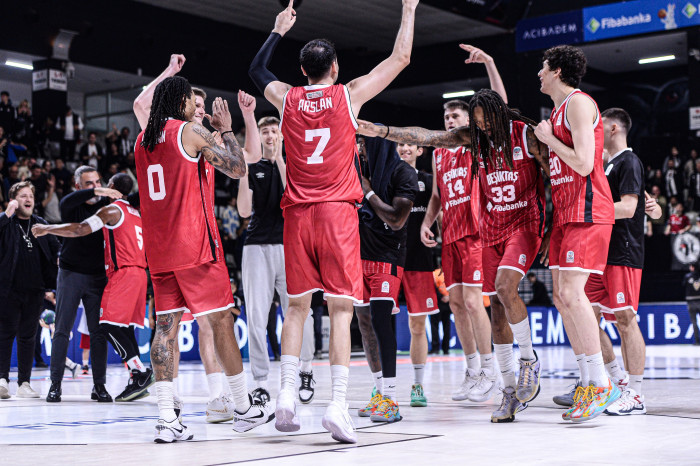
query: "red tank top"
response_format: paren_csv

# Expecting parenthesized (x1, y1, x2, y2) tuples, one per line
(433, 146, 479, 244)
(478, 120, 545, 246)
(103, 199, 147, 274)
(549, 90, 614, 226)
(135, 119, 222, 273)
(280, 84, 362, 208)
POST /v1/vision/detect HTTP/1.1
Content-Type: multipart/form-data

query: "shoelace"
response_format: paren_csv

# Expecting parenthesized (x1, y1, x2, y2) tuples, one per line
(520, 362, 534, 386)
(300, 372, 315, 391)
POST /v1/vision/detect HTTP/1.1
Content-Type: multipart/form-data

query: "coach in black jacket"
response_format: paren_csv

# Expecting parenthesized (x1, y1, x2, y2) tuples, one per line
(0, 181, 60, 399)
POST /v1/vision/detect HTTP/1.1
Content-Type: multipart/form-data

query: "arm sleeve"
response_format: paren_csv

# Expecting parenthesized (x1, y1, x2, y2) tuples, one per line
(249, 33, 282, 94)
(59, 189, 96, 217)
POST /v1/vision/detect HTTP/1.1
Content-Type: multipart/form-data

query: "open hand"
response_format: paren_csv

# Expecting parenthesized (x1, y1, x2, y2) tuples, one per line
(94, 187, 124, 200)
(273, 0, 297, 36)
(206, 97, 233, 133)
(420, 223, 437, 248)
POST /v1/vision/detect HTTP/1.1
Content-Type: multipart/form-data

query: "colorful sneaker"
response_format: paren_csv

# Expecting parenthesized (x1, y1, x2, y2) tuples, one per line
(206, 394, 236, 423)
(370, 397, 402, 423)
(452, 368, 479, 401)
(491, 386, 527, 423)
(605, 388, 646, 416)
(322, 401, 357, 444)
(358, 389, 383, 417)
(570, 380, 622, 423)
(561, 384, 587, 420)
(554, 380, 582, 407)
(410, 383, 427, 407)
(516, 351, 541, 403)
(468, 368, 500, 402)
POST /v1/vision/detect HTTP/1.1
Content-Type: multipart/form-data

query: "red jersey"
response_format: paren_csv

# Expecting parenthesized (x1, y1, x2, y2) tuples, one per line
(433, 146, 479, 244)
(103, 199, 147, 274)
(477, 120, 545, 247)
(549, 89, 614, 227)
(668, 213, 690, 233)
(134, 119, 222, 274)
(280, 84, 362, 208)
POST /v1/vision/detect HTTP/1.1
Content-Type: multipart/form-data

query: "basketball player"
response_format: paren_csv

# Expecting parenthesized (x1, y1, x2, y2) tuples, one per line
(33, 174, 154, 402)
(134, 76, 272, 443)
(534, 45, 620, 421)
(354, 135, 417, 423)
(237, 116, 316, 404)
(249, 0, 418, 443)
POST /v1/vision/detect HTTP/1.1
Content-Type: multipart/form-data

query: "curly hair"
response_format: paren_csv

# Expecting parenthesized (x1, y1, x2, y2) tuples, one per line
(543, 45, 587, 88)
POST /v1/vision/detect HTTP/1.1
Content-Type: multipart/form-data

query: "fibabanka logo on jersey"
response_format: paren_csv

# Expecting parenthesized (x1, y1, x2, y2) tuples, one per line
(617, 292, 625, 304)
(381, 281, 390, 293)
(473, 270, 481, 281)
(513, 146, 523, 161)
(566, 251, 575, 263)
(519, 254, 527, 266)
(426, 298, 434, 308)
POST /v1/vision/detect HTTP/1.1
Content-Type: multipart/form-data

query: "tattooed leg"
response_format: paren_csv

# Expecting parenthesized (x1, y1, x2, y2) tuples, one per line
(355, 306, 382, 373)
(151, 312, 183, 382)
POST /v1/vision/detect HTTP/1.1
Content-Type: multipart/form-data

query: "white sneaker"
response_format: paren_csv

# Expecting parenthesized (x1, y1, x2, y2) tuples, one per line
(0, 379, 9, 399)
(233, 395, 275, 432)
(468, 368, 500, 402)
(174, 396, 184, 423)
(275, 390, 301, 432)
(206, 395, 235, 423)
(452, 368, 479, 401)
(16, 382, 40, 398)
(612, 372, 629, 391)
(605, 388, 646, 416)
(322, 401, 357, 444)
(153, 418, 193, 443)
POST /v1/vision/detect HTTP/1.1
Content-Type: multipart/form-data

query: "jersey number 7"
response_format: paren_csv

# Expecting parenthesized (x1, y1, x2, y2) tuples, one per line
(305, 128, 330, 164)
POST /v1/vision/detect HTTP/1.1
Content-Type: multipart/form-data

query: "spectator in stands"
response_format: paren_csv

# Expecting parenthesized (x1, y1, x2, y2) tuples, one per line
(684, 261, 700, 346)
(3, 165, 21, 201)
(665, 159, 683, 199)
(105, 142, 120, 169)
(221, 196, 240, 241)
(50, 158, 72, 197)
(0, 92, 15, 138)
(117, 127, 133, 157)
(687, 159, 700, 211)
(684, 149, 699, 183)
(665, 203, 691, 235)
(527, 272, 552, 306)
(79, 132, 103, 170)
(0, 126, 9, 159)
(41, 176, 61, 224)
(29, 164, 48, 216)
(103, 162, 120, 182)
(14, 100, 33, 153)
(648, 169, 665, 193)
(663, 146, 681, 174)
(56, 106, 83, 160)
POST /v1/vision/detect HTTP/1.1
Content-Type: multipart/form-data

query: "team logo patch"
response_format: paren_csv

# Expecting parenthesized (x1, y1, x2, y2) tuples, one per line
(436, 153, 442, 164)
(306, 90, 323, 99)
(616, 292, 625, 304)
(473, 270, 481, 281)
(479, 161, 485, 168)
(426, 298, 434, 308)
(605, 163, 614, 176)
(694, 280, 700, 291)
(450, 157, 457, 167)
(381, 281, 390, 293)
(513, 146, 523, 161)
(256, 172, 265, 179)
(566, 251, 575, 263)
(486, 202, 493, 212)
(519, 254, 527, 266)
(418, 181, 426, 192)
(99, 308, 103, 318)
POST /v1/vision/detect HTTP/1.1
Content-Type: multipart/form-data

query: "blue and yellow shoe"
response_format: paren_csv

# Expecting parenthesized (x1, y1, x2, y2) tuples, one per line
(410, 383, 427, 407)
(358, 388, 382, 417)
(370, 397, 402, 423)
(562, 385, 587, 421)
(570, 380, 621, 423)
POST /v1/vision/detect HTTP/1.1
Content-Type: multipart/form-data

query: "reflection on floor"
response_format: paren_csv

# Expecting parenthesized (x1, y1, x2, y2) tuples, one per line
(1, 345, 699, 465)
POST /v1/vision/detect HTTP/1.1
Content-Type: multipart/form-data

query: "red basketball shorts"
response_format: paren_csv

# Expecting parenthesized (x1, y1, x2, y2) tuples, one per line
(283, 201, 362, 302)
(401, 270, 439, 316)
(549, 222, 612, 274)
(152, 260, 233, 317)
(356, 260, 403, 314)
(585, 264, 642, 323)
(100, 266, 147, 328)
(441, 234, 483, 290)
(482, 231, 542, 296)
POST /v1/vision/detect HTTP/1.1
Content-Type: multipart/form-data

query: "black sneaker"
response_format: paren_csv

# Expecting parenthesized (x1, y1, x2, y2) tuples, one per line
(35, 360, 48, 368)
(82, 365, 89, 375)
(299, 371, 315, 404)
(116, 369, 155, 402)
(46, 381, 62, 403)
(314, 350, 323, 360)
(250, 387, 271, 405)
(91, 383, 113, 402)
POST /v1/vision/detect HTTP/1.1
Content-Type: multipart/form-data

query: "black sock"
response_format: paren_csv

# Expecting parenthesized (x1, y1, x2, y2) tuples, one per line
(370, 300, 397, 379)
(100, 323, 140, 364)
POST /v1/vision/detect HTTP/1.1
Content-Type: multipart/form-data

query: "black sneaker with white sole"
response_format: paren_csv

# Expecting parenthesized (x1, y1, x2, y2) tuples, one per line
(299, 371, 315, 403)
(116, 369, 156, 402)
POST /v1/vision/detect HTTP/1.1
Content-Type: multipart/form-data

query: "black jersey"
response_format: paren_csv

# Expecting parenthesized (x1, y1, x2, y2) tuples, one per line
(245, 159, 284, 245)
(359, 162, 418, 267)
(405, 169, 434, 271)
(604, 149, 645, 269)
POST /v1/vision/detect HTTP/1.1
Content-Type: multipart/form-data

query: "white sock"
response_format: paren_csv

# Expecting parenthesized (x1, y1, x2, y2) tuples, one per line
(466, 352, 480, 371)
(206, 373, 223, 401)
(576, 353, 589, 385)
(494, 343, 517, 389)
(586, 352, 608, 387)
(300, 359, 313, 373)
(628, 374, 643, 395)
(510, 318, 535, 361)
(172, 377, 179, 398)
(126, 356, 146, 373)
(605, 360, 625, 381)
(255, 378, 269, 390)
(155, 381, 177, 422)
(331, 365, 349, 405)
(480, 353, 494, 372)
(220, 373, 231, 393)
(82, 359, 89, 366)
(373, 371, 383, 394)
(383, 377, 397, 400)
(65, 358, 77, 370)
(413, 364, 425, 385)
(280, 355, 299, 394)
(227, 372, 252, 413)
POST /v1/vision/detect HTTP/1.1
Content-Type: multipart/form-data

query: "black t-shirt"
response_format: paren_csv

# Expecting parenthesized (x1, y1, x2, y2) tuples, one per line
(604, 149, 645, 269)
(684, 271, 700, 299)
(245, 159, 284, 245)
(360, 162, 418, 267)
(405, 169, 434, 272)
(13, 218, 44, 291)
(59, 189, 109, 275)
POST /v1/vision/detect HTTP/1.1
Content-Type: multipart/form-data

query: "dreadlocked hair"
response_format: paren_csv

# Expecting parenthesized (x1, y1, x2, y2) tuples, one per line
(468, 89, 539, 178)
(142, 76, 192, 152)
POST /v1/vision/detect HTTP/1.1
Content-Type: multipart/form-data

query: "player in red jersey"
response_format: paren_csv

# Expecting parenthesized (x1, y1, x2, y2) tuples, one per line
(534, 45, 620, 422)
(249, 0, 418, 443)
(134, 75, 272, 443)
(33, 174, 154, 402)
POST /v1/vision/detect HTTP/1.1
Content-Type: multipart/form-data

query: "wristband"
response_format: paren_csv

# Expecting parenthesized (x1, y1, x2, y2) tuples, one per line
(85, 215, 105, 233)
(365, 191, 375, 201)
(382, 126, 390, 139)
(221, 130, 234, 136)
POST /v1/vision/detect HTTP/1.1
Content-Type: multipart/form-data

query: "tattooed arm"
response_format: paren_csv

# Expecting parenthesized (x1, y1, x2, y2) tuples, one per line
(356, 120, 470, 149)
(526, 126, 550, 177)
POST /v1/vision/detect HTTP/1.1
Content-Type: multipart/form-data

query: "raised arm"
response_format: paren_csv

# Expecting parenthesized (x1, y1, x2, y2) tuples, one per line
(346, 0, 419, 115)
(273, 137, 287, 189)
(357, 120, 469, 149)
(32, 204, 122, 238)
(236, 171, 253, 218)
(460, 44, 507, 104)
(238, 91, 263, 163)
(133, 54, 186, 130)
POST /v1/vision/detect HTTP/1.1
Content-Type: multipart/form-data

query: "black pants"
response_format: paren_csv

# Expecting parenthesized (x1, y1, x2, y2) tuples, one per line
(60, 139, 77, 160)
(50, 269, 108, 384)
(35, 323, 46, 364)
(689, 300, 700, 344)
(267, 302, 280, 358)
(312, 305, 324, 352)
(0, 290, 44, 384)
(430, 302, 452, 353)
(101, 323, 139, 363)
